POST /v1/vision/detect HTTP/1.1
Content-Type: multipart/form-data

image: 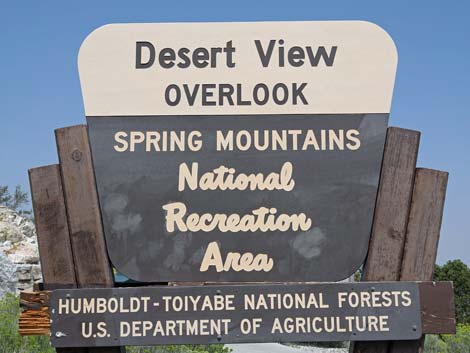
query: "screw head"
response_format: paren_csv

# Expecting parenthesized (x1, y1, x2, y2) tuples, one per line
(71, 149, 83, 161)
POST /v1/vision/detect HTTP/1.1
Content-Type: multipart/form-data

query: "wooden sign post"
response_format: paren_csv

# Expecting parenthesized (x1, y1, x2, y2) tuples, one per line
(19, 21, 455, 353)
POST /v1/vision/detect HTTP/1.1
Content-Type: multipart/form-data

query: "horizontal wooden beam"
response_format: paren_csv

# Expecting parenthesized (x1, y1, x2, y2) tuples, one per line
(19, 281, 455, 337)
(19, 291, 50, 336)
(419, 281, 455, 334)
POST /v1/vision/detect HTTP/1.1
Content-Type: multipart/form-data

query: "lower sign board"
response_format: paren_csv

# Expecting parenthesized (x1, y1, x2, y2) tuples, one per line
(50, 282, 422, 347)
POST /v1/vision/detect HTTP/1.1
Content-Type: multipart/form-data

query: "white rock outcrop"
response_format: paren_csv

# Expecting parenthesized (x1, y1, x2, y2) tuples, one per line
(0, 251, 17, 297)
(0, 206, 41, 295)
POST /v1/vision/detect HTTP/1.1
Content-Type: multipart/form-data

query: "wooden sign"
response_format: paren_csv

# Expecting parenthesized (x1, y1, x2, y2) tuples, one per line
(79, 21, 398, 282)
(49, 282, 422, 347)
(21, 20, 454, 353)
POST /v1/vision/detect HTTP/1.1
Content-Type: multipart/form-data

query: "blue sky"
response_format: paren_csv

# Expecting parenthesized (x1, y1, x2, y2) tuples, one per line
(1, 1, 469, 265)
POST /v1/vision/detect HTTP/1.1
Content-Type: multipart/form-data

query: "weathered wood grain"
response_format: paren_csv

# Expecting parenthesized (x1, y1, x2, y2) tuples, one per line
(419, 282, 455, 334)
(29, 165, 76, 288)
(28, 165, 87, 353)
(400, 169, 448, 282)
(56, 125, 123, 353)
(390, 169, 450, 353)
(362, 127, 421, 282)
(352, 127, 420, 353)
(19, 291, 50, 336)
(55, 125, 114, 288)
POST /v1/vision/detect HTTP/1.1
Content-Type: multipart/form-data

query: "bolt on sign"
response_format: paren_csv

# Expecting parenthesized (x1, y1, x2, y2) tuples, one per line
(79, 21, 398, 282)
(50, 282, 421, 347)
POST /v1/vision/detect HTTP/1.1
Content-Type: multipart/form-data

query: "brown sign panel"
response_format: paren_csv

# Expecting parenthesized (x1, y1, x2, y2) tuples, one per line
(50, 282, 422, 347)
(88, 114, 387, 282)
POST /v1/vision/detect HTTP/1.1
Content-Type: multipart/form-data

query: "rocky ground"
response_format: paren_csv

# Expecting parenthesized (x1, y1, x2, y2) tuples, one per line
(0, 205, 41, 296)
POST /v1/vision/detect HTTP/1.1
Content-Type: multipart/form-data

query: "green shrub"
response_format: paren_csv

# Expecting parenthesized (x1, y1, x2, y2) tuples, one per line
(434, 260, 470, 324)
(0, 294, 230, 353)
(441, 324, 470, 353)
(424, 324, 470, 353)
(424, 334, 449, 353)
